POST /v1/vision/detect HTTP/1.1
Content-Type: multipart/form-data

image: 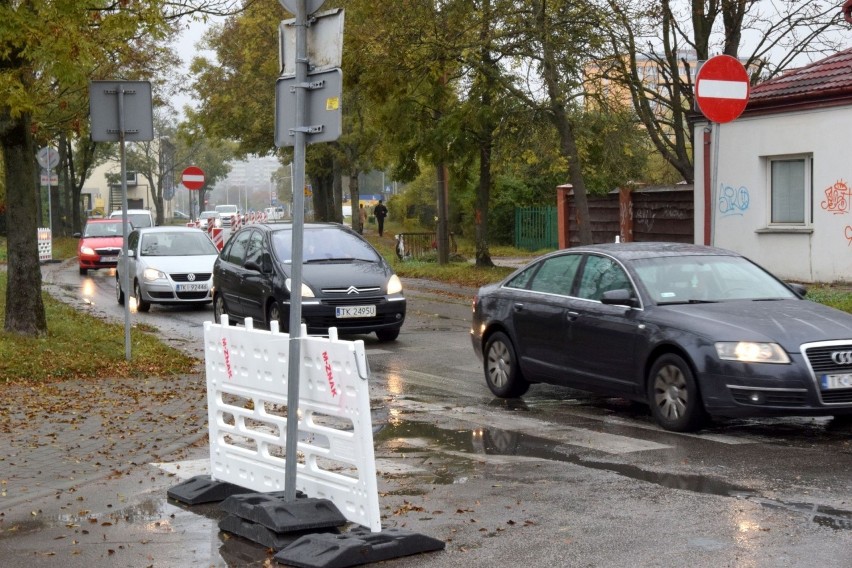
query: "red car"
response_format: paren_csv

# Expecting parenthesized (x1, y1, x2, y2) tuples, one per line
(75, 218, 126, 275)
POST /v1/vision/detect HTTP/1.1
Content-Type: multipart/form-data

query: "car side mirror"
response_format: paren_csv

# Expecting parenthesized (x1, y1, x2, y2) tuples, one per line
(601, 288, 638, 308)
(244, 260, 262, 272)
(126, 249, 135, 258)
(788, 282, 807, 297)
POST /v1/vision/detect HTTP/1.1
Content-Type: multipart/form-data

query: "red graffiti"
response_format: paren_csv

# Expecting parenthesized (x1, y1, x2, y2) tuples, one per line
(845, 226, 852, 246)
(821, 180, 850, 214)
(222, 337, 233, 380)
(323, 351, 338, 397)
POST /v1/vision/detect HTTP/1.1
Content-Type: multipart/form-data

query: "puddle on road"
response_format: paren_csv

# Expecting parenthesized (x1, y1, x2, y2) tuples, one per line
(375, 419, 852, 531)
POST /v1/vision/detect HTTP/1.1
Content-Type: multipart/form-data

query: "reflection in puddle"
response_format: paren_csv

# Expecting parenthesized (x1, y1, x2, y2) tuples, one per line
(375, 418, 852, 531)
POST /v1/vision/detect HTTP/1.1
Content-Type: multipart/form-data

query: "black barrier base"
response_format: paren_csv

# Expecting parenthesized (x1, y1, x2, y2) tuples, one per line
(274, 526, 446, 568)
(218, 514, 341, 550)
(220, 492, 347, 533)
(167, 475, 255, 505)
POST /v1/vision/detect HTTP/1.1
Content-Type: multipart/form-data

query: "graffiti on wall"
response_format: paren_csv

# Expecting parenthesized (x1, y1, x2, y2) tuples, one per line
(821, 180, 850, 215)
(718, 184, 750, 216)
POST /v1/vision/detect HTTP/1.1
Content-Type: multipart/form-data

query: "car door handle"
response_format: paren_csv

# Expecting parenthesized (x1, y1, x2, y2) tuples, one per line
(513, 303, 524, 312)
(567, 311, 580, 321)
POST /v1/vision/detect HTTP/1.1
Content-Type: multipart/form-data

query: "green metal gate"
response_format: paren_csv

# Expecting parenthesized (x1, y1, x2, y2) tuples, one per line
(515, 206, 558, 251)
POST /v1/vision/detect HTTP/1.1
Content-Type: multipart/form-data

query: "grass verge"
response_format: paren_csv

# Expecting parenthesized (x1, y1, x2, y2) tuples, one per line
(0, 237, 197, 383)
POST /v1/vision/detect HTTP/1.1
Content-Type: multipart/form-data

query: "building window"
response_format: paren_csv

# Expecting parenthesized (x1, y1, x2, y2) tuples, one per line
(769, 156, 810, 225)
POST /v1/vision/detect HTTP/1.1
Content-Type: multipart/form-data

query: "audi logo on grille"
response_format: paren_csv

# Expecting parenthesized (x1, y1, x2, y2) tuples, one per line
(830, 350, 852, 365)
(346, 286, 359, 294)
(187, 273, 196, 282)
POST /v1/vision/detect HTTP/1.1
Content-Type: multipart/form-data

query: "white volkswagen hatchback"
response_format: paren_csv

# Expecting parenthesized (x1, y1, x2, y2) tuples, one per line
(116, 226, 219, 312)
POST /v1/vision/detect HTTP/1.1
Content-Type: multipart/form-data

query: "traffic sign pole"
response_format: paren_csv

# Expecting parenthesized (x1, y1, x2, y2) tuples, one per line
(284, 0, 310, 504)
(695, 55, 750, 249)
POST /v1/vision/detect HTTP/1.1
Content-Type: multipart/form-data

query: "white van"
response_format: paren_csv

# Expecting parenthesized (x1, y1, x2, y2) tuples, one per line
(264, 206, 285, 220)
(109, 209, 154, 228)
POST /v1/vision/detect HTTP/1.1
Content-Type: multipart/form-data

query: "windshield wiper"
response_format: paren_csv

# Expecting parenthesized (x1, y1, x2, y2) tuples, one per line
(304, 257, 357, 263)
(658, 299, 719, 305)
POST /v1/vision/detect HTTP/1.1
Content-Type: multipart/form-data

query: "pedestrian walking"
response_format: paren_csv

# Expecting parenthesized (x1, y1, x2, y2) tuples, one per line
(358, 203, 367, 234)
(373, 200, 388, 237)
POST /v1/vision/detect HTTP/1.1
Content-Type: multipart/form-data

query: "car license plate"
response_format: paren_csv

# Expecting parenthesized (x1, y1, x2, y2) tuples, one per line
(100, 256, 118, 263)
(336, 305, 376, 318)
(176, 283, 208, 292)
(821, 373, 852, 390)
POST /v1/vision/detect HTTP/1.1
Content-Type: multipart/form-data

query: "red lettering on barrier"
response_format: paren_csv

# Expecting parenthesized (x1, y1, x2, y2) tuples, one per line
(222, 337, 233, 379)
(323, 351, 337, 397)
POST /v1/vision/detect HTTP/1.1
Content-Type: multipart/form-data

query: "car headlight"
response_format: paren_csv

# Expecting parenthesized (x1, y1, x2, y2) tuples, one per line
(285, 278, 315, 298)
(715, 342, 790, 364)
(81, 246, 95, 255)
(143, 268, 166, 282)
(387, 274, 403, 295)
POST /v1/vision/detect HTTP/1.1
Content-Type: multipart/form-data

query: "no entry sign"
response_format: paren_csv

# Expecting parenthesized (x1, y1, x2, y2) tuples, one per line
(181, 166, 205, 191)
(695, 55, 750, 123)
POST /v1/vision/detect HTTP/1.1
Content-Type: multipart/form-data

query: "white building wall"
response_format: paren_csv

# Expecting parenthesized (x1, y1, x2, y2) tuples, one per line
(694, 105, 852, 283)
(84, 161, 153, 214)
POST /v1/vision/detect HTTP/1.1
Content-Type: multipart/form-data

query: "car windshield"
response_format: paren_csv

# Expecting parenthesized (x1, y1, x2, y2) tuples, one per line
(200, 211, 219, 218)
(271, 227, 381, 263)
(631, 254, 797, 304)
(139, 232, 218, 257)
(83, 221, 127, 238)
(215, 205, 238, 214)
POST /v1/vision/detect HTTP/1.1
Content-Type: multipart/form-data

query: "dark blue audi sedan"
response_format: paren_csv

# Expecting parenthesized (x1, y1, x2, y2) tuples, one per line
(213, 223, 405, 341)
(470, 242, 852, 432)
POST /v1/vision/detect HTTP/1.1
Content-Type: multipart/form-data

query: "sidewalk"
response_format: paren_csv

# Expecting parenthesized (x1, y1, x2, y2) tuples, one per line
(0, 371, 208, 512)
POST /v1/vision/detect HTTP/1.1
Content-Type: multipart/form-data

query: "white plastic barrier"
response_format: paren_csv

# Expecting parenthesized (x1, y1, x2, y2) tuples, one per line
(204, 317, 381, 532)
(37, 228, 52, 261)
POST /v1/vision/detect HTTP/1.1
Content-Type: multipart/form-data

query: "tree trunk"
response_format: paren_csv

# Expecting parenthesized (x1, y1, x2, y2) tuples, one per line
(65, 135, 83, 234)
(2, 109, 47, 335)
(474, 0, 495, 268)
(349, 170, 362, 233)
(332, 158, 343, 224)
(537, 3, 593, 245)
(475, 137, 495, 267)
(436, 163, 450, 264)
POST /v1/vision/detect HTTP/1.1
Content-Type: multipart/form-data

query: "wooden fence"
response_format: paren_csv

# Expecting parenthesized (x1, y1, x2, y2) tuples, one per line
(558, 184, 694, 247)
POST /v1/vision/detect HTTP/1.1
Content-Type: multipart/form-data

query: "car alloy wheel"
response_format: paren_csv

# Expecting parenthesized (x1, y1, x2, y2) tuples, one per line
(483, 331, 529, 398)
(647, 353, 707, 432)
(134, 281, 151, 313)
(267, 300, 288, 332)
(213, 294, 227, 324)
(116, 276, 124, 305)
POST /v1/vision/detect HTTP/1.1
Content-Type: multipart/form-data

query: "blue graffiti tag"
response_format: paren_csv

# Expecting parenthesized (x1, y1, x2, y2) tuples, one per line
(719, 184, 750, 216)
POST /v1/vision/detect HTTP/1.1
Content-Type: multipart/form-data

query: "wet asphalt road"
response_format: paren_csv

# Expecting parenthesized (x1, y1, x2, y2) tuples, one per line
(1, 261, 850, 567)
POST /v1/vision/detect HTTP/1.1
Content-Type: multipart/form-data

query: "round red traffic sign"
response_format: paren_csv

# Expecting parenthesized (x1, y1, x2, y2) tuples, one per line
(695, 55, 750, 124)
(181, 166, 205, 191)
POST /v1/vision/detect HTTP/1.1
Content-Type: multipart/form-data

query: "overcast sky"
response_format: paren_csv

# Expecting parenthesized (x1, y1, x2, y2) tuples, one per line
(172, 18, 218, 116)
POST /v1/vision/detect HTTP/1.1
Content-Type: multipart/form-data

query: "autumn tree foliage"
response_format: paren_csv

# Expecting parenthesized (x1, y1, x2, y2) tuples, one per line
(603, 0, 852, 183)
(0, 1, 239, 337)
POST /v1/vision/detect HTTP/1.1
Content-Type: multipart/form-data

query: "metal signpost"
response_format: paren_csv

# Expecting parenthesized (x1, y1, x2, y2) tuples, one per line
(275, 0, 343, 504)
(36, 146, 59, 232)
(89, 80, 154, 360)
(182, 166, 206, 221)
(695, 55, 750, 247)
